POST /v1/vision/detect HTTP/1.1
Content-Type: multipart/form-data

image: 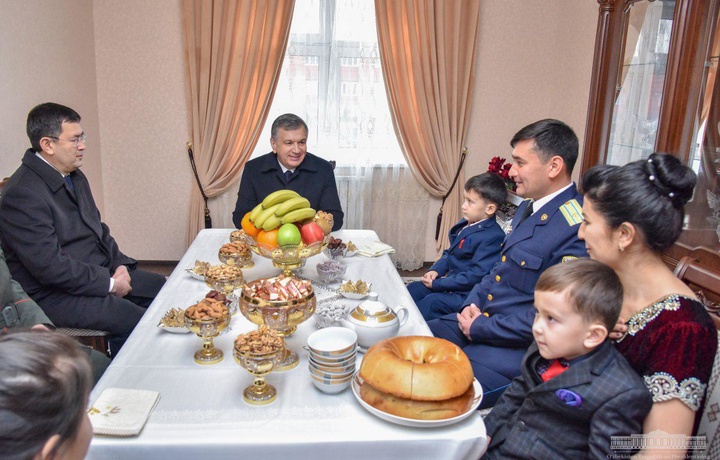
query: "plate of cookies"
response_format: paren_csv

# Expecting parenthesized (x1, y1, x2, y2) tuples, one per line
(157, 308, 190, 334)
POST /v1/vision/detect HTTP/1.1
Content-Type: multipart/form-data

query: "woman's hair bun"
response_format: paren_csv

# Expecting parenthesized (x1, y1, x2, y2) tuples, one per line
(644, 153, 696, 207)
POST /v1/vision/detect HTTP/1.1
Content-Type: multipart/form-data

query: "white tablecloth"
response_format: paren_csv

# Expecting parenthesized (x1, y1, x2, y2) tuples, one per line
(87, 229, 487, 460)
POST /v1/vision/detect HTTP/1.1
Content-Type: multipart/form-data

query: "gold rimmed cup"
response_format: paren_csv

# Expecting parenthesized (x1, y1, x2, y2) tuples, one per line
(307, 327, 358, 358)
(234, 346, 284, 405)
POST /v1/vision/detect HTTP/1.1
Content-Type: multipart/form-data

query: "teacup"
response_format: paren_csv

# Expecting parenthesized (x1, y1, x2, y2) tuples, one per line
(307, 327, 358, 358)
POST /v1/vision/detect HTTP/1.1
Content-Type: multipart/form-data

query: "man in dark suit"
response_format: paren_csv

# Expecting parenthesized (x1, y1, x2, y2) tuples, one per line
(231, 113, 344, 231)
(0, 102, 166, 356)
(428, 119, 588, 408)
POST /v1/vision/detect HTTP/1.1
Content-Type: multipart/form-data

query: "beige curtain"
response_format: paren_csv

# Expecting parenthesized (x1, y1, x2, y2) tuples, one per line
(182, 0, 295, 244)
(374, 0, 481, 253)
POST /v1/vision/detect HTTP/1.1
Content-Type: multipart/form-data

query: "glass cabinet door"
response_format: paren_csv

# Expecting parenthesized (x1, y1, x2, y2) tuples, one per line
(607, 0, 676, 166)
(681, 6, 720, 250)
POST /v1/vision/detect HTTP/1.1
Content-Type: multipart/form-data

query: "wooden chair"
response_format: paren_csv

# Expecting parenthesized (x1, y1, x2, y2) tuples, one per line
(56, 327, 110, 357)
(674, 256, 720, 454)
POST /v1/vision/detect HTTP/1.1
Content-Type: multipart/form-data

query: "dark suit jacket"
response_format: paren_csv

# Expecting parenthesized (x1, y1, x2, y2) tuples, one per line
(429, 217, 505, 292)
(231, 152, 344, 230)
(0, 150, 136, 301)
(483, 341, 653, 459)
(463, 184, 588, 348)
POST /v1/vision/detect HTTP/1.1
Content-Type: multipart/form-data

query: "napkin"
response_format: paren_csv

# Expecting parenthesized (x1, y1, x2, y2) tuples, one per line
(88, 388, 160, 437)
(355, 241, 395, 257)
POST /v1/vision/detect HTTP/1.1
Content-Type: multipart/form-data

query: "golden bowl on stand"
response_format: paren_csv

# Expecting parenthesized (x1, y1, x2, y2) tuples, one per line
(239, 277, 316, 371)
(234, 344, 284, 405)
(218, 241, 254, 269)
(204, 265, 244, 314)
(184, 304, 231, 365)
(240, 233, 329, 277)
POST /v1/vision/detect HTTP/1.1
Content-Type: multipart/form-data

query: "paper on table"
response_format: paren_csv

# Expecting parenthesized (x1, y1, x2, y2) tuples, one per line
(355, 241, 395, 258)
(88, 388, 160, 437)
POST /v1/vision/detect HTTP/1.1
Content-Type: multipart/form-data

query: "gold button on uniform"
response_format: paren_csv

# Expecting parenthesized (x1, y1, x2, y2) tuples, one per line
(487, 294, 493, 301)
(521, 261, 526, 267)
(495, 275, 501, 282)
(501, 256, 506, 262)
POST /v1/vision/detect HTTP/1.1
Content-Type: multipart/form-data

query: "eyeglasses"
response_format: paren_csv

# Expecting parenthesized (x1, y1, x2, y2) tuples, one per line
(48, 133, 87, 148)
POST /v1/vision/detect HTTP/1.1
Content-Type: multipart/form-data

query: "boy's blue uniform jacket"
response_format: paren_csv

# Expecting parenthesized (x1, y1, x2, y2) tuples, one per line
(482, 340, 652, 459)
(429, 217, 505, 292)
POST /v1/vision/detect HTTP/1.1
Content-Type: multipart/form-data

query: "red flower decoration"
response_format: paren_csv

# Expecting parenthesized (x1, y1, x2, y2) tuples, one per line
(487, 157, 517, 191)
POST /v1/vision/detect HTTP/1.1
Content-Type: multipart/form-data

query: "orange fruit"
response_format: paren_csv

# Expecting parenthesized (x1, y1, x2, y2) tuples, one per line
(241, 212, 261, 238)
(256, 229, 279, 249)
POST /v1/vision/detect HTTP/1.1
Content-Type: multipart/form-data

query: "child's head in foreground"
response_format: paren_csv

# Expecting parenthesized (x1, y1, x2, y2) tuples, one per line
(532, 258, 623, 361)
(462, 173, 508, 224)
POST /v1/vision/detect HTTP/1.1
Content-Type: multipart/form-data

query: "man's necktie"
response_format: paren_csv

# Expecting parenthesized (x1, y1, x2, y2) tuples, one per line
(64, 175, 75, 192)
(284, 170, 292, 183)
(516, 201, 533, 227)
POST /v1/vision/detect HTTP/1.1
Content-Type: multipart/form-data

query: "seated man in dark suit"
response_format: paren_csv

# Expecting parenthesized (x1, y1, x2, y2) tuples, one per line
(0, 102, 166, 356)
(428, 119, 588, 408)
(231, 113, 344, 231)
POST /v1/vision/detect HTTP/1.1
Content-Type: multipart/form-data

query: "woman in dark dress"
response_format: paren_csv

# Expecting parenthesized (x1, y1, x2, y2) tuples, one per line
(579, 153, 717, 459)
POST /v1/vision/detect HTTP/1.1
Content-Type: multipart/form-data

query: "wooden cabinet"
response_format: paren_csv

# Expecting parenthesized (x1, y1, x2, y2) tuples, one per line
(583, 0, 720, 265)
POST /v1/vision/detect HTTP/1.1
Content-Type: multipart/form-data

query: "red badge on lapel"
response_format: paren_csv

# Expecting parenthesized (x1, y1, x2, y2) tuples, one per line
(459, 238, 465, 249)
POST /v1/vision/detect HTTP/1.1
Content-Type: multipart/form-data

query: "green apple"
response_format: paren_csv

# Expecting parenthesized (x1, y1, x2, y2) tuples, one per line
(277, 223, 302, 246)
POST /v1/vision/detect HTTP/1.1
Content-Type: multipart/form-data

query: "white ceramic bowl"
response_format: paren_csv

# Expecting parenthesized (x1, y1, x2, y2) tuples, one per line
(307, 327, 358, 357)
(310, 372, 353, 394)
(308, 358, 356, 374)
(308, 363, 355, 380)
(309, 350, 357, 366)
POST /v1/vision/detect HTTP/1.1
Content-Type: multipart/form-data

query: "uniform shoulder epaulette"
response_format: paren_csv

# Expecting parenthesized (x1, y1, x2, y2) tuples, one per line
(559, 199, 583, 226)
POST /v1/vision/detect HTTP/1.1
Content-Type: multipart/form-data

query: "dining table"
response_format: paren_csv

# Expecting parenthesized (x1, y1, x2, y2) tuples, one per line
(87, 229, 488, 460)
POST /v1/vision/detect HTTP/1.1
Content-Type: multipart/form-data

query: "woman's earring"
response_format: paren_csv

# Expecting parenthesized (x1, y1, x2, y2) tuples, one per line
(618, 244, 624, 252)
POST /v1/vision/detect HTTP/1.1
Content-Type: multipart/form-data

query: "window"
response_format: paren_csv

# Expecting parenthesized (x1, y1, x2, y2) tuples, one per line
(250, 0, 405, 166)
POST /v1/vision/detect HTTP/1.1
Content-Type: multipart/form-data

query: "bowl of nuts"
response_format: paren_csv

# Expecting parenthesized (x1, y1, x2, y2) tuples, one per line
(218, 241, 254, 268)
(315, 259, 347, 285)
(204, 264, 244, 295)
(184, 298, 231, 365)
(234, 326, 285, 405)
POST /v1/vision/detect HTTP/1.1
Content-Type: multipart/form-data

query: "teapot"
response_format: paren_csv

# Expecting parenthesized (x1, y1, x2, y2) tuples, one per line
(340, 293, 409, 349)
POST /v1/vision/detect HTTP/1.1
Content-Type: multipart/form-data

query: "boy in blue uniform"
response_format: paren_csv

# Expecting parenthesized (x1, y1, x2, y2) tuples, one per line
(407, 173, 507, 321)
(482, 259, 651, 459)
(428, 119, 588, 408)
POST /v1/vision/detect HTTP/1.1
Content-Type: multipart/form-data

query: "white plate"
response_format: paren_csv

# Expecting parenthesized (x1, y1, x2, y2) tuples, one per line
(339, 291, 369, 300)
(157, 325, 190, 334)
(185, 268, 206, 281)
(351, 374, 483, 428)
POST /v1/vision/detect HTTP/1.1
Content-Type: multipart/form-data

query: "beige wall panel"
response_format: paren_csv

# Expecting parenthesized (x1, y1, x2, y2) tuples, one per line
(0, 0, 104, 211)
(93, 0, 192, 260)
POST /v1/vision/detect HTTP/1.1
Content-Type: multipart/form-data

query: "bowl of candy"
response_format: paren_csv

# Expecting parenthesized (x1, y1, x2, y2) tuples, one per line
(315, 259, 347, 285)
(314, 302, 349, 328)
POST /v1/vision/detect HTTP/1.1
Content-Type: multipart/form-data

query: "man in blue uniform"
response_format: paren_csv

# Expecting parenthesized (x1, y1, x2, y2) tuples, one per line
(231, 113, 344, 231)
(428, 119, 588, 408)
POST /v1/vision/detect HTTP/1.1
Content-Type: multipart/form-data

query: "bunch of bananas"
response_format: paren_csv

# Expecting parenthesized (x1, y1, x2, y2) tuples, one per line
(248, 190, 316, 231)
